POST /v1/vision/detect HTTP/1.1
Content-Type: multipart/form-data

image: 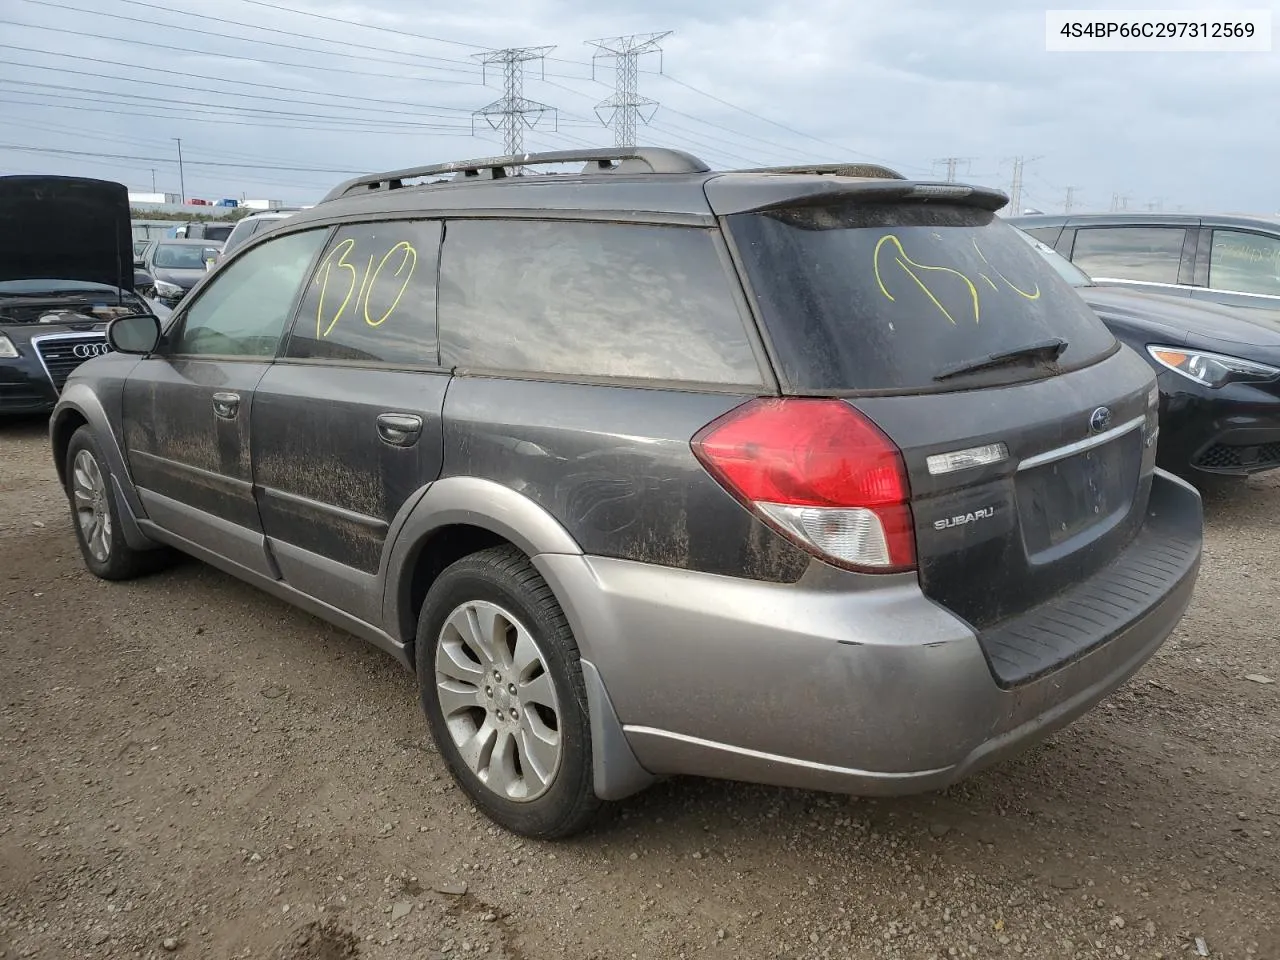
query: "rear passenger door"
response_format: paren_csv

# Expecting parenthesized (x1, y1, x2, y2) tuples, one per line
(1192, 227, 1280, 309)
(1068, 225, 1196, 296)
(251, 219, 447, 625)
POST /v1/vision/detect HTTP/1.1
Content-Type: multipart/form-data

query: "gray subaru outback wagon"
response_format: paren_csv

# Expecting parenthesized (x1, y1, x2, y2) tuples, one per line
(50, 148, 1204, 838)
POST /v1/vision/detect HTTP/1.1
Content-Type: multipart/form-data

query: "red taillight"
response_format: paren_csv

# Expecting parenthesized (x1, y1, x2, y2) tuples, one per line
(691, 398, 916, 572)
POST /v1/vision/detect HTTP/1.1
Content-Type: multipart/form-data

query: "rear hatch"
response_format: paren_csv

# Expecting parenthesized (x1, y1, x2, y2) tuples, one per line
(724, 193, 1162, 659)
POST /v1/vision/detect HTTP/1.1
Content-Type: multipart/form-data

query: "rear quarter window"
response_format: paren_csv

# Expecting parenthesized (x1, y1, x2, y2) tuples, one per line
(437, 219, 763, 386)
(729, 202, 1117, 392)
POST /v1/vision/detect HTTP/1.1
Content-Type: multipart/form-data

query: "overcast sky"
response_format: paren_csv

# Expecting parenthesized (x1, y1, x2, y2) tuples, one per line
(0, 0, 1274, 213)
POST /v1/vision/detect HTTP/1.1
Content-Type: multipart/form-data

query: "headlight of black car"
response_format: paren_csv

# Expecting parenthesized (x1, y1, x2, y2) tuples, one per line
(0, 334, 18, 359)
(1146, 345, 1280, 388)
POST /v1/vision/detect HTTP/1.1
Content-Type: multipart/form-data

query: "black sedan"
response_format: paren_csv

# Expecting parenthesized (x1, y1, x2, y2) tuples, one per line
(1018, 228, 1280, 481)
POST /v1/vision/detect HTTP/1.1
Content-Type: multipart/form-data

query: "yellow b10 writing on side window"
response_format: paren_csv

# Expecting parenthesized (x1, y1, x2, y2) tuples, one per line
(314, 236, 419, 338)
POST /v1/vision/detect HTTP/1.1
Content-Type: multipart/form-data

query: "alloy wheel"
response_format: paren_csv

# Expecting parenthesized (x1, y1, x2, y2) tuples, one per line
(72, 449, 111, 563)
(434, 600, 563, 802)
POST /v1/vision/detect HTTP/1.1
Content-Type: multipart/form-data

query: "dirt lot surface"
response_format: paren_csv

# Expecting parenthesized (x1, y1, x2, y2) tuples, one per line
(1, 419, 1277, 960)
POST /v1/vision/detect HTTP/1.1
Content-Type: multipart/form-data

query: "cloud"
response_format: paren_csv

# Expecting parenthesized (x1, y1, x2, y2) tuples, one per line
(0, 0, 1272, 213)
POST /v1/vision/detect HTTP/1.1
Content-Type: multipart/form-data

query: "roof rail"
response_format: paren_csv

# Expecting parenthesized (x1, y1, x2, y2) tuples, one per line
(319, 147, 711, 203)
(735, 162, 907, 180)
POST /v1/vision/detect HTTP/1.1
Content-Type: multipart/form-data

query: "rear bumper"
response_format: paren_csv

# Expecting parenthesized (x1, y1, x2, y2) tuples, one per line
(537, 469, 1202, 798)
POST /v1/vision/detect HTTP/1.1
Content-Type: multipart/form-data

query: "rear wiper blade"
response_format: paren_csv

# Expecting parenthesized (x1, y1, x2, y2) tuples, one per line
(934, 337, 1068, 382)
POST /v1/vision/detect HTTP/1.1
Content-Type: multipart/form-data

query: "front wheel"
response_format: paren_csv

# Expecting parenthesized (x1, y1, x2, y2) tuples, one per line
(64, 426, 168, 581)
(416, 546, 601, 839)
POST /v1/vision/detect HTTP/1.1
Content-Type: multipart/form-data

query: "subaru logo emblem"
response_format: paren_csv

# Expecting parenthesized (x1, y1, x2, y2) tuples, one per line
(1089, 406, 1112, 434)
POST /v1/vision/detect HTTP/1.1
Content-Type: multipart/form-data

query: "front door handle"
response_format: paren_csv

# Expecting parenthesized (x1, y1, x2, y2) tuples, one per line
(211, 391, 240, 420)
(376, 413, 423, 447)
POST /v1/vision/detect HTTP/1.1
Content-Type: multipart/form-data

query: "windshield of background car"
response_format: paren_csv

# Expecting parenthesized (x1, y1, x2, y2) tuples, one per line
(1013, 227, 1095, 287)
(153, 244, 220, 269)
(728, 201, 1117, 392)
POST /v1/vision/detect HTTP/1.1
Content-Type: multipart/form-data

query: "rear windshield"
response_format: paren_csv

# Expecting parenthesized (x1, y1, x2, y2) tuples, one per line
(729, 203, 1117, 392)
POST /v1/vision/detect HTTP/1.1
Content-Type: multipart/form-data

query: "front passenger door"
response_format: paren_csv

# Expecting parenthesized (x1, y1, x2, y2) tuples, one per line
(121, 228, 330, 578)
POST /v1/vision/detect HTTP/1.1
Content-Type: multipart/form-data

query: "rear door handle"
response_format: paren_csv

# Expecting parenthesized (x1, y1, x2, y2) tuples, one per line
(376, 413, 423, 447)
(211, 391, 240, 420)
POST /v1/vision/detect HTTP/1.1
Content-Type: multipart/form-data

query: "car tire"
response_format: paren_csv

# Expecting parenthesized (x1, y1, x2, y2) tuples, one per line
(416, 546, 601, 839)
(64, 426, 169, 581)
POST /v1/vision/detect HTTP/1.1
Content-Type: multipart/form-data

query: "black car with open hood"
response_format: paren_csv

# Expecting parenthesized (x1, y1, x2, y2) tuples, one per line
(0, 175, 163, 416)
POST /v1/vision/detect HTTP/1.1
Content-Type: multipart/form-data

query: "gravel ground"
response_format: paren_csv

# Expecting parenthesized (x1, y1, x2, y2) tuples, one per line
(1, 418, 1277, 960)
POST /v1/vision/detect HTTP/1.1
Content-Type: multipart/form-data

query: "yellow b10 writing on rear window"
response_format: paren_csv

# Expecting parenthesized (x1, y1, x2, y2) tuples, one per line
(314, 236, 419, 338)
(873, 234, 1041, 326)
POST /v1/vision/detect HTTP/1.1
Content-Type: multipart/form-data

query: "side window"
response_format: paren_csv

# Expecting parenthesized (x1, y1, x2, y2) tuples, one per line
(1021, 226, 1061, 246)
(287, 220, 441, 365)
(437, 219, 761, 385)
(1208, 230, 1280, 296)
(1070, 227, 1187, 284)
(221, 221, 254, 257)
(172, 228, 328, 358)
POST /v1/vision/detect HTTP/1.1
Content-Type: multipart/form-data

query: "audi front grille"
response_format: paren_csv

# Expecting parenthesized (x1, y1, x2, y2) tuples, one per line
(32, 334, 111, 393)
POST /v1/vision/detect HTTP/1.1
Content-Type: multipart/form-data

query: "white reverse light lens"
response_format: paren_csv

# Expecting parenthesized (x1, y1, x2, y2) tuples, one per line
(1147, 345, 1280, 388)
(926, 442, 1009, 476)
(757, 503, 892, 568)
(0, 334, 18, 359)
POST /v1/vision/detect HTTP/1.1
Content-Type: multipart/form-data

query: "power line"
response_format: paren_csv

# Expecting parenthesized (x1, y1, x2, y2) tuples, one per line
(586, 32, 671, 149)
(535, 75, 788, 167)
(0, 74, 473, 126)
(0, 44, 476, 115)
(471, 47, 557, 158)
(3, 115, 367, 172)
(0, 142, 368, 173)
(0, 79, 473, 130)
(230, 0, 602, 76)
(658, 73, 928, 173)
(0, 93, 482, 136)
(233, 0, 487, 50)
(0, 19, 480, 87)
(9, 0, 484, 78)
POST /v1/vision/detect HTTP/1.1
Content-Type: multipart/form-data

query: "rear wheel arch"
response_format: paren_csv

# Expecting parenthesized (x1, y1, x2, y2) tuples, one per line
(383, 477, 585, 648)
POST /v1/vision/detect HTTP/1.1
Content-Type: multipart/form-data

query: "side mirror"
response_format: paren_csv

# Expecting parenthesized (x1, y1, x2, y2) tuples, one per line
(133, 258, 146, 269)
(107, 313, 162, 355)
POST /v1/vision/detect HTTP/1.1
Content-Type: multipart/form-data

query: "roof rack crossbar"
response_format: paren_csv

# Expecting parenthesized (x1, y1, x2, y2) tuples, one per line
(319, 147, 710, 203)
(734, 162, 907, 180)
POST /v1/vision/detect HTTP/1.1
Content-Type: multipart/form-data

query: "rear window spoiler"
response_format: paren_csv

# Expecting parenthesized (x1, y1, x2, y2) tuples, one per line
(704, 176, 1009, 217)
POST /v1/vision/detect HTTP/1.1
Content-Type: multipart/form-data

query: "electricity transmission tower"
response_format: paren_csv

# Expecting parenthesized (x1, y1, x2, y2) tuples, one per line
(1064, 185, 1077, 213)
(933, 157, 971, 182)
(1006, 156, 1042, 214)
(472, 46, 557, 159)
(586, 32, 671, 148)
